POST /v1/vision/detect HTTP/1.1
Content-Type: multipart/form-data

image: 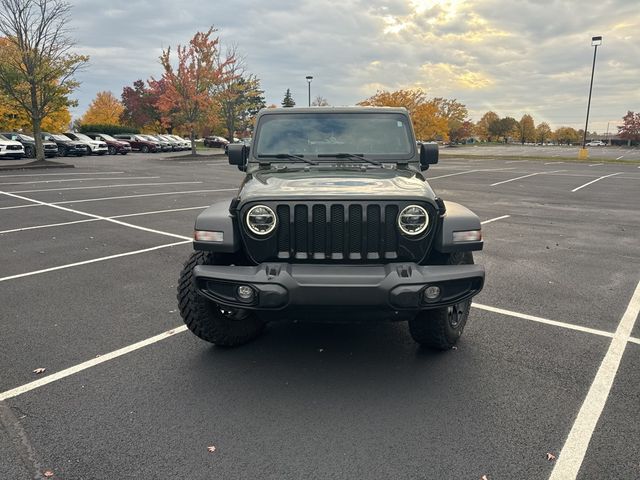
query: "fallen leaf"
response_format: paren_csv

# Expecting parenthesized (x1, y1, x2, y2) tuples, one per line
(546, 452, 556, 461)
(33, 368, 46, 374)
(43, 471, 54, 478)
(207, 445, 216, 453)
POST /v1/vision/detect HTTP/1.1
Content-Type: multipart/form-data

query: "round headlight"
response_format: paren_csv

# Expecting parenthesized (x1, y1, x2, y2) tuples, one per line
(246, 205, 277, 235)
(398, 205, 429, 235)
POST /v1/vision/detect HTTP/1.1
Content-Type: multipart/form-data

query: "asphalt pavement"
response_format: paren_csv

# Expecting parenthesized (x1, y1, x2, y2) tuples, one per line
(1, 151, 639, 479)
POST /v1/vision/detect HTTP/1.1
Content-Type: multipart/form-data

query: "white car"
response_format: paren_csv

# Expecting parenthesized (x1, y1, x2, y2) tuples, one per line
(167, 134, 191, 150)
(586, 140, 606, 147)
(65, 132, 109, 155)
(0, 133, 25, 159)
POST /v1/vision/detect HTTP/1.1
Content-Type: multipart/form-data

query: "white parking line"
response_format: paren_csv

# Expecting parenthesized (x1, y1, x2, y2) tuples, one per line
(0, 176, 160, 186)
(490, 170, 564, 187)
(12, 181, 202, 194)
(473, 304, 614, 339)
(571, 172, 622, 192)
(0, 188, 236, 210)
(429, 168, 515, 180)
(616, 155, 624, 160)
(0, 171, 125, 178)
(545, 161, 564, 165)
(0, 205, 208, 235)
(0, 325, 188, 402)
(549, 280, 640, 480)
(588, 163, 603, 167)
(0, 240, 191, 283)
(480, 215, 510, 225)
(0, 190, 192, 241)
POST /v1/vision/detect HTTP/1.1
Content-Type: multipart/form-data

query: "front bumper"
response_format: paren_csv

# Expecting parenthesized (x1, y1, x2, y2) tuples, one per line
(194, 262, 484, 311)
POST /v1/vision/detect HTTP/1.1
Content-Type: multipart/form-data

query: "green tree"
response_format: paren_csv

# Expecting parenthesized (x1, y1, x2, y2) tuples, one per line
(535, 122, 551, 144)
(475, 111, 500, 141)
(489, 117, 518, 143)
(518, 114, 536, 144)
(281, 88, 295, 107)
(0, 0, 88, 161)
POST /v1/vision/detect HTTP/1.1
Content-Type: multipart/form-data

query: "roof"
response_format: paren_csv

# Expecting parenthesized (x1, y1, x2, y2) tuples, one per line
(258, 106, 409, 115)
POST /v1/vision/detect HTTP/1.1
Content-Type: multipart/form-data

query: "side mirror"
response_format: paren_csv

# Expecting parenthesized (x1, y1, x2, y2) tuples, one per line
(419, 143, 439, 171)
(228, 144, 248, 171)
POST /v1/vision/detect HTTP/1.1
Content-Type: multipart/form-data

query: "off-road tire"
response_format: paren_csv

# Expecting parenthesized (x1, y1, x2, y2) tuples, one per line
(408, 251, 474, 350)
(177, 251, 265, 347)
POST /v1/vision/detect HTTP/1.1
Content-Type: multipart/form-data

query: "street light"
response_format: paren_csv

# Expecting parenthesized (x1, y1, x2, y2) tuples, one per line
(579, 35, 602, 158)
(305, 75, 313, 107)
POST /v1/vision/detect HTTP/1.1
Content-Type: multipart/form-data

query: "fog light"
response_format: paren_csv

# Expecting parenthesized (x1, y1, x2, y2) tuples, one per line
(424, 286, 441, 300)
(237, 285, 254, 300)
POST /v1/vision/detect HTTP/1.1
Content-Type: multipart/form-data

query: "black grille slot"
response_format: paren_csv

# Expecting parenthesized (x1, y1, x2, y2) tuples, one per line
(366, 205, 381, 255)
(294, 205, 308, 259)
(348, 205, 362, 259)
(277, 205, 290, 254)
(384, 205, 398, 256)
(312, 205, 326, 258)
(330, 205, 344, 256)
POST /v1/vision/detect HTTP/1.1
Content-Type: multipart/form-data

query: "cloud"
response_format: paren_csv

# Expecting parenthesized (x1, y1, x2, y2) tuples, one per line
(66, 0, 639, 131)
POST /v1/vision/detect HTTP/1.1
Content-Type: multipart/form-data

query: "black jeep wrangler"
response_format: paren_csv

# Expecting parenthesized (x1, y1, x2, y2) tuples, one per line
(177, 107, 484, 349)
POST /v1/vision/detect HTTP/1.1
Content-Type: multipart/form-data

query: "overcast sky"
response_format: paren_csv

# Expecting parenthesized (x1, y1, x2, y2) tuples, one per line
(69, 0, 639, 132)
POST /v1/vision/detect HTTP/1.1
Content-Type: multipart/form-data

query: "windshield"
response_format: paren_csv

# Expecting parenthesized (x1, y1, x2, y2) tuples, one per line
(254, 113, 414, 160)
(0, 134, 8, 141)
(71, 132, 91, 141)
(100, 134, 116, 141)
(19, 134, 34, 141)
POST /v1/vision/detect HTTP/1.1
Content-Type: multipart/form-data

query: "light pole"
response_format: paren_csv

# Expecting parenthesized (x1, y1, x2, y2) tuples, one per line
(579, 35, 602, 158)
(305, 75, 313, 107)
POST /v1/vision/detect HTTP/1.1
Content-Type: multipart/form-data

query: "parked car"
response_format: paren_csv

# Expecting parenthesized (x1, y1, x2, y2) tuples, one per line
(204, 135, 229, 148)
(41, 132, 88, 156)
(65, 132, 108, 155)
(167, 134, 191, 150)
(156, 134, 182, 151)
(586, 140, 606, 147)
(85, 133, 132, 155)
(0, 132, 59, 158)
(0, 133, 25, 159)
(140, 134, 171, 152)
(114, 134, 160, 153)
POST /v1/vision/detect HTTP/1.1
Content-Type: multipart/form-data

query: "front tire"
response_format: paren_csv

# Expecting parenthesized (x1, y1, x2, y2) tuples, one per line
(408, 252, 474, 350)
(141, 145, 149, 153)
(177, 251, 265, 346)
(108, 146, 117, 155)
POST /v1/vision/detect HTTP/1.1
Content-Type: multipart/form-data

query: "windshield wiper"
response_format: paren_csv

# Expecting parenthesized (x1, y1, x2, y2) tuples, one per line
(317, 153, 381, 166)
(258, 154, 318, 165)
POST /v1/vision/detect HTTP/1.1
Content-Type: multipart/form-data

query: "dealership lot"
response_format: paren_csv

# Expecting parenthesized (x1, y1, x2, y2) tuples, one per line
(444, 143, 640, 161)
(1, 152, 639, 479)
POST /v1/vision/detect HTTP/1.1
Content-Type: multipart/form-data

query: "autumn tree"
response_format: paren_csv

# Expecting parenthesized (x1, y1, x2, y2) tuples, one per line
(536, 122, 552, 144)
(617, 111, 640, 145)
(0, 0, 88, 161)
(312, 96, 329, 107)
(155, 27, 231, 154)
(489, 117, 518, 143)
(554, 126, 580, 145)
(1, 90, 70, 131)
(449, 120, 475, 143)
(214, 47, 265, 141)
(80, 91, 123, 126)
(518, 114, 535, 144)
(357, 89, 449, 140)
(121, 79, 161, 129)
(281, 88, 295, 107)
(475, 111, 500, 141)
(431, 97, 469, 140)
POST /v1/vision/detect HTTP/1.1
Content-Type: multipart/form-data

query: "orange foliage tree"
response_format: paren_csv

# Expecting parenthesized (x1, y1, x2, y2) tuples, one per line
(80, 91, 123, 125)
(358, 89, 450, 141)
(153, 27, 234, 154)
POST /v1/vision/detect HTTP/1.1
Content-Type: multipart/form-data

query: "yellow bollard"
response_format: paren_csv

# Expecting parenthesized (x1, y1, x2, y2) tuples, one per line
(578, 148, 589, 160)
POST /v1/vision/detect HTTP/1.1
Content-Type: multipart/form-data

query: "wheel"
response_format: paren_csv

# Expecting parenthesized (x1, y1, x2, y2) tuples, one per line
(408, 251, 474, 350)
(120, 151, 127, 155)
(108, 146, 117, 155)
(60, 147, 68, 157)
(25, 146, 34, 158)
(177, 251, 265, 346)
(141, 145, 149, 153)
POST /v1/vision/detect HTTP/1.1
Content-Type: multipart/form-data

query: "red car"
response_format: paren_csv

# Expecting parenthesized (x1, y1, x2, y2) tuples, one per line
(114, 134, 160, 153)
(86, 133, 132, 155)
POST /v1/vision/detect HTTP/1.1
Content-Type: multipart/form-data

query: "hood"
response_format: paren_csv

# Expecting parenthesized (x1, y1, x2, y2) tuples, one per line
(237, 167, 436, 202)
(0, 138, 23, 147)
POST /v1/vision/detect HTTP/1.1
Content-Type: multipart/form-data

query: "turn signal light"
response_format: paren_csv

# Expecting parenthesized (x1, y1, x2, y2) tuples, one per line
(194, 230, 224, 242)
(452, 230, 482, 242)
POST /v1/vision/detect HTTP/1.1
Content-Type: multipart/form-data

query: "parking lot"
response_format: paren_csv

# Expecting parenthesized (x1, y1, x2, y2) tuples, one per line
(444, 143, 640, 161)
(1, 152, 639, 479)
